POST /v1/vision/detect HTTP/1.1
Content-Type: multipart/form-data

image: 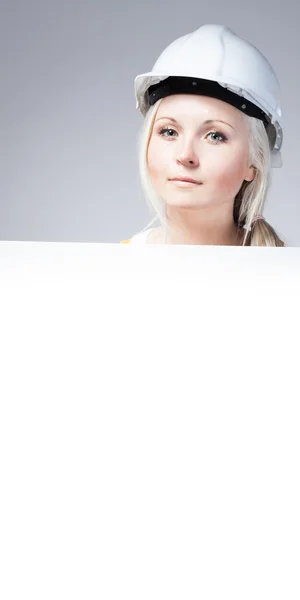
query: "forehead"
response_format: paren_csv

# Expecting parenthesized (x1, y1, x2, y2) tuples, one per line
(155, 94, 245, 125)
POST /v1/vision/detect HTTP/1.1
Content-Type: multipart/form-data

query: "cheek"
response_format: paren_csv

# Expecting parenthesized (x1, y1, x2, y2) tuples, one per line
(208, 151, 249, 194)
(147, 137, 169, 183)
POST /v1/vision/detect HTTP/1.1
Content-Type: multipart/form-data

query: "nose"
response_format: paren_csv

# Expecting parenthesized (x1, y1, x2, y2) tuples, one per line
(176, 139, 199, 168)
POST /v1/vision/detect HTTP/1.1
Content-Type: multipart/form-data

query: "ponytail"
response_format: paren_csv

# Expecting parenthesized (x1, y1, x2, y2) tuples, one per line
(233, 117, 285, 246)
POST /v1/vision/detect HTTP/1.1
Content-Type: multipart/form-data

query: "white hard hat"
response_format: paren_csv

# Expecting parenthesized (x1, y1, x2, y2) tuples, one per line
(134, 24, 283, 167)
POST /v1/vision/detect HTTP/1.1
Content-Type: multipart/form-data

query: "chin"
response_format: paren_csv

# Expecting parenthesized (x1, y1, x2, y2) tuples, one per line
(164, 197, 208, 209)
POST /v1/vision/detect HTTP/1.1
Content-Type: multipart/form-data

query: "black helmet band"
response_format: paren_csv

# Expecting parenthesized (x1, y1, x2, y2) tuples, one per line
(148, 76, 269, 127)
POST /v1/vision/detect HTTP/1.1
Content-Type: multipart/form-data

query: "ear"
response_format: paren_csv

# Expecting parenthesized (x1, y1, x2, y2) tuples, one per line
(244, 164, 256, 182)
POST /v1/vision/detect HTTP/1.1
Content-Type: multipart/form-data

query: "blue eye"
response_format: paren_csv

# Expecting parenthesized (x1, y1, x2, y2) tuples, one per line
(158, 127, 177, 138)
(207, 131, 227, 144)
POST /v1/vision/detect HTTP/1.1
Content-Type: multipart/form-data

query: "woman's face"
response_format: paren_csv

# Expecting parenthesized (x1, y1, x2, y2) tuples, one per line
(147, 94, 255, 211)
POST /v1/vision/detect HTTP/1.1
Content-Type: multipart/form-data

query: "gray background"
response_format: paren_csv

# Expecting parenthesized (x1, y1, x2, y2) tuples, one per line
(0, 0, 299, 245)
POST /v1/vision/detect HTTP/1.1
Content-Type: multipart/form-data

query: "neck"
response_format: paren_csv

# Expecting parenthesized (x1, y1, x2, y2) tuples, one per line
(159, 206, 242, 246)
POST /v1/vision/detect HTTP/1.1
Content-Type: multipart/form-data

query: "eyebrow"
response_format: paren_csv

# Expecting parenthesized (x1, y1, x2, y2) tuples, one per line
(155, 117, 235, 130)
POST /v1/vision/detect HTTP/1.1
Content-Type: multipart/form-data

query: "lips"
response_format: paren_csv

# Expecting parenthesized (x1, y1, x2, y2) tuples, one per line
(169, 177, 201, 184)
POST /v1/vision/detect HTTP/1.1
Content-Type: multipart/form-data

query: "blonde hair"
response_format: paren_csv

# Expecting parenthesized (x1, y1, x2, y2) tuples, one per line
(137, 98, 284, 246)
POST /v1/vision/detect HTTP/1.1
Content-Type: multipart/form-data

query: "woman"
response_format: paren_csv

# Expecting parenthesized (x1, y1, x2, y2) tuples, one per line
(121, 24, 284, 246)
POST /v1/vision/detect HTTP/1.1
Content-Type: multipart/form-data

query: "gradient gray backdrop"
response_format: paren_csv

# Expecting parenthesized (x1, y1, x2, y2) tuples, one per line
(1, 0, 299, 244)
